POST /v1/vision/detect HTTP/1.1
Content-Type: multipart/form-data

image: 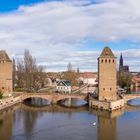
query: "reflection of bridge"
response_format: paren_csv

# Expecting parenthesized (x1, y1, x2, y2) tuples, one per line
(18, 93, 88, 103)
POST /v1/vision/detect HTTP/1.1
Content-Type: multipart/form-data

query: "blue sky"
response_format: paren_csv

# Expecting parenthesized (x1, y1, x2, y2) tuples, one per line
(0, 0, 45, 12)
(0, 0, 140, 72)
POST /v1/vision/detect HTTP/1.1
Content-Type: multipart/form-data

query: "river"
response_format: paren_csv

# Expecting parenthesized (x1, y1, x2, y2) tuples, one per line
(0, 99, 140, 140)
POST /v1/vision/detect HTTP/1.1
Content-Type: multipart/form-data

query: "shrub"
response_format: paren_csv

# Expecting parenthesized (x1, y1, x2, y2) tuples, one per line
(0, 91, 3, 99)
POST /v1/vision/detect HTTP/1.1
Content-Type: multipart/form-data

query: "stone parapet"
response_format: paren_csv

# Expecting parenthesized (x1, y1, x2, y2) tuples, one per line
(0, 96, 21, 111)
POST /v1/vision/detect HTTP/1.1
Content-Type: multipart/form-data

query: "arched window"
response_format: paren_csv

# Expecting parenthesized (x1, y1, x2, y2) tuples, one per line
(105, 59, 107, 63)
(109, 59, 111, 63)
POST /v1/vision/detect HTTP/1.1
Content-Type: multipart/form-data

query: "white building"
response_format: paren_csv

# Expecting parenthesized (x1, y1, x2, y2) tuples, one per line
(79, 72, 98, 86)
(56, 80, 71, 94)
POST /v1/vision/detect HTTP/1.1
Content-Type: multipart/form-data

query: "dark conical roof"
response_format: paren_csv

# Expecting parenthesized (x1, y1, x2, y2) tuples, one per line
(99, 47, 115, 58)
(0, 50, 11, 61)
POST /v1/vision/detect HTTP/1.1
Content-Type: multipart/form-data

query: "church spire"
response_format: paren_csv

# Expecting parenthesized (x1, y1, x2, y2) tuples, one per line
(119, 53, 123, 71)
(120, 53, 123, 66)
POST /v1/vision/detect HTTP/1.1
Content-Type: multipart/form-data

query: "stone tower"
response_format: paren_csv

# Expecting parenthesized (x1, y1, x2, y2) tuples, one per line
(0, 50, 13, 96)
(98, 47, 117, 101)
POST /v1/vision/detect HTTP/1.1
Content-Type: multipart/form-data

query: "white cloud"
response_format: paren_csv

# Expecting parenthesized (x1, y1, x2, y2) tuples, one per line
(0, 0, 140, 71)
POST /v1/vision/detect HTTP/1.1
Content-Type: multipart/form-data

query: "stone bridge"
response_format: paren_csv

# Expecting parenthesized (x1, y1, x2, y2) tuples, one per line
(124, 94, 140, 102)
(18, 92, 89, 103)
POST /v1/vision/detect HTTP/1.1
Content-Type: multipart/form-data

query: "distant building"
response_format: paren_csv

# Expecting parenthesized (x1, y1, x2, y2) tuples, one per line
(79, 72, 98, 86)
(131, 75, 140, 91)
(0, 50, 13, 96)
(56, 80, 71, 94)
(119, 53, 129, 73)
(98, 47, 117, 101)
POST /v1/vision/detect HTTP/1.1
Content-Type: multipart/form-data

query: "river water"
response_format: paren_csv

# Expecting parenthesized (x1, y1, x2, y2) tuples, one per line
(0, 99, 140, 140)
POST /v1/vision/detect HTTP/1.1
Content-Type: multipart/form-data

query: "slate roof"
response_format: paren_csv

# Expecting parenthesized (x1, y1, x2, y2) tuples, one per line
(99, 47, 115, 58)
(0, 50, 11, 61)
(57, 80, 71, 86)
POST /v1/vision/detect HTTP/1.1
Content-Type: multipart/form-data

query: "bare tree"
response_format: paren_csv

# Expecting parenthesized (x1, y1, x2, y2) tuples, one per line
(12, 58, 16, 91)
(16, 49, 45, 92)
(16, 59, 24, 89)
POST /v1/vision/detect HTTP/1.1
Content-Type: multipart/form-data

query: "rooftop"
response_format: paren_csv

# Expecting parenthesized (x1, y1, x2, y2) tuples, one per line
(80, 72, 98, 79)
(0, 50, 11, 61)
(99, 46, 115, 58)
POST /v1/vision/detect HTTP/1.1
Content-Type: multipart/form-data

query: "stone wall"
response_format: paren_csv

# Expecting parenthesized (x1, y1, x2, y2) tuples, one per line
(0, 61, 13, 96)
(0, 97, 21, 110)
(98, 58, 117, 101)
(89, 98, 124, 111)
(110, 99, 124, 110)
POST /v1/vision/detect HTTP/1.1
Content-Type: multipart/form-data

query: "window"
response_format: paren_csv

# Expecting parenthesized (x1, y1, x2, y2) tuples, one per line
(109, 59, 111, 63)
(113, 59, 115, 63)
(103, 88, 105, 91)
(101, 59, 103, 63)
(105, 59, 107, 63)
(110, 88, 112, 91)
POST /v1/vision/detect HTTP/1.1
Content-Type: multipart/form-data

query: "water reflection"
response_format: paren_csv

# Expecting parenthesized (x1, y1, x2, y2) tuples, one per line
(128, 98, 140, 106)
(59, 98, 87, 107)
(0, 109, 13, 140)
(1, 103, 140, 140)
(90, 109, 124, 140)
(98, 115, 116, 140)
(24, 98, 51, 107)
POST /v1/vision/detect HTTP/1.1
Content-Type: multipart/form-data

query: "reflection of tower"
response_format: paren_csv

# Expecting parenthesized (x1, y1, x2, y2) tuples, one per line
(89, 106, 124, 140)
(98, 47, 117, 101)
(98, 116, 116, 140)
(0, 110, 13, 140)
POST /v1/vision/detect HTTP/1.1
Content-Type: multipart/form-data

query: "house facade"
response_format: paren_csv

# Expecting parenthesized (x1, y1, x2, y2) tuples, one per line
(79, 72, 98, 86)
(56, 80, 71, 94)
(131, 75, 140, 91)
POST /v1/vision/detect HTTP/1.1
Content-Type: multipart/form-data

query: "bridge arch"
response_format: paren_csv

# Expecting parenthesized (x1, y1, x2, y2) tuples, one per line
(19, 93, 88, 104)
(21, 94, 52, 103)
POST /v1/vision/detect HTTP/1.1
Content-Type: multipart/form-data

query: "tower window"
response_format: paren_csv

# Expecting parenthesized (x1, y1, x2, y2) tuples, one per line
(105, 59, 107, 63)
(103, 88, 105, 91)
(101, 59, 103, 63)
(109, 59, 111, 63)
(110, 88, 112, 91)
(113, 59, 115, 63)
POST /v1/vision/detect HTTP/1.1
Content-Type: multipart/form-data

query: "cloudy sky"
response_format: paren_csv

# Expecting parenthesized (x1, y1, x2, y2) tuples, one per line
(0, 0, 140, 72)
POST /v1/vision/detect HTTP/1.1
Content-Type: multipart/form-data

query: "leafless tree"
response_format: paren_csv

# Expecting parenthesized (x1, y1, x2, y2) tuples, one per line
(12, 58, 16, 91)
(16, 49, 46, 92)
